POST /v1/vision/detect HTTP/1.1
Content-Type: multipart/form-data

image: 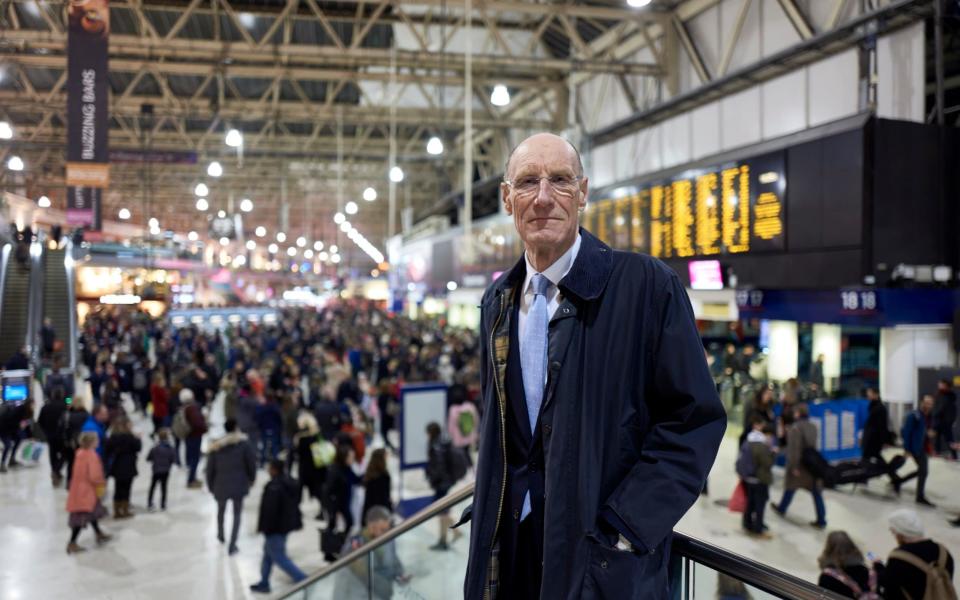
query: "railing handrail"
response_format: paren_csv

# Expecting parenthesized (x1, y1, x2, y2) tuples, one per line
(277, 482, 844, 600)
(274, 483, 474, 598)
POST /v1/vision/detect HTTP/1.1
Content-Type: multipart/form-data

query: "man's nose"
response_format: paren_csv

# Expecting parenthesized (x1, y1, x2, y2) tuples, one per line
(534, 178, 553, 206)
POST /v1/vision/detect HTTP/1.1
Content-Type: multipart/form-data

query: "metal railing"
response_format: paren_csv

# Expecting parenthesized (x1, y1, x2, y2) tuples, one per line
(277, 482, 844, 600)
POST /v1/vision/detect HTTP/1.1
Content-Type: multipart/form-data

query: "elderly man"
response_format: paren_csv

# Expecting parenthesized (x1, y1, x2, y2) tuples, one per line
(460, 133, 726, 599)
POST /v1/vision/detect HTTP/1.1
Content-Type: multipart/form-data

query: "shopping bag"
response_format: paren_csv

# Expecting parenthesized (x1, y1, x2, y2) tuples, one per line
(20, 440, 45, 464)
(728, 480, 747, 513)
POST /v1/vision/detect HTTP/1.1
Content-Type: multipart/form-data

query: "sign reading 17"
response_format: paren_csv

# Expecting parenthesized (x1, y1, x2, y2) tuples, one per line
(841, 291, 878, 312)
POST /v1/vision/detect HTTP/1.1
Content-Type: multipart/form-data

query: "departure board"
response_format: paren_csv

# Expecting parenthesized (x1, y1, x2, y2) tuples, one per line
(585, 151, 785, 259)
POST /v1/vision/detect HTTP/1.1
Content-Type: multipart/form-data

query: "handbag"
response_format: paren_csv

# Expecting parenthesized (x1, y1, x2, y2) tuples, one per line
(320, 529, 347, 556)
(728, 480, 747, 513)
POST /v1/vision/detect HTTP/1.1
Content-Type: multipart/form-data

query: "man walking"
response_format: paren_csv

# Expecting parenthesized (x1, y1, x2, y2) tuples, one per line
(933, 379, 957, 459)
(249, 459, 306, 594)
(898, 395, 937, 507)
(463, 133, 726, 599)
(772, 403, 827, 528)
(206, 418, 257, 555)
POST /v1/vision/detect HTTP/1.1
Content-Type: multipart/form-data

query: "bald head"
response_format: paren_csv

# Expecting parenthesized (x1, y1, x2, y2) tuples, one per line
(505, 133, 583, 180)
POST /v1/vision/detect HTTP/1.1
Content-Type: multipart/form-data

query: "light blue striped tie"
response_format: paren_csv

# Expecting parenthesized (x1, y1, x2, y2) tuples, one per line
(519, 273, 550, 521)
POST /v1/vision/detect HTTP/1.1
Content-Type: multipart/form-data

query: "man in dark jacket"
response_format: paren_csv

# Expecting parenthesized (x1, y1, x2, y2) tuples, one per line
(463, 133, 726, 600)
(206, 418, 257, 555)
(180, 389, 208, 488)
(898, 395, 936, 507)
(250, 459, 306, 594)
(38, 388, 69, 487)
(861, 387, 902, 488)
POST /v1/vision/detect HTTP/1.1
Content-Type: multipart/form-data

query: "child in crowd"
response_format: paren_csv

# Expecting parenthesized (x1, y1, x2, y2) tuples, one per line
(737, 416, 775, 539)
(147, 428, 177, 511)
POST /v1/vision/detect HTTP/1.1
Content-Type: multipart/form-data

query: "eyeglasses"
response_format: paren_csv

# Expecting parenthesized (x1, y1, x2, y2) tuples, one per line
(504, 174, 582, 195)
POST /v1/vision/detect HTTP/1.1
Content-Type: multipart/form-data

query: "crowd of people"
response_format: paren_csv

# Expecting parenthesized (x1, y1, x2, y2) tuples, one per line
(0, 301, 481, 595)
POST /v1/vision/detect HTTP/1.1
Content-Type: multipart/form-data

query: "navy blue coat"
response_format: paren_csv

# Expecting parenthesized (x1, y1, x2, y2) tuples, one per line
(462, 229, 726, 600)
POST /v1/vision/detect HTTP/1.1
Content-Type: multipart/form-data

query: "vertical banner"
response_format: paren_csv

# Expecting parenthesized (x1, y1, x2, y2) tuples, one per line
(66, 0, 110, 231)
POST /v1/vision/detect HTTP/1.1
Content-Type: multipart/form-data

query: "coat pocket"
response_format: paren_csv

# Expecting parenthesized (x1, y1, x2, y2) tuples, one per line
(581, 536, 668, 600)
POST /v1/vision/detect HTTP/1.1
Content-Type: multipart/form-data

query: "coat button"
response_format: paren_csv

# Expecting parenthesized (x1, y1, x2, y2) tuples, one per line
(513, 509, 520, 520)
(600, 560, 608, 569)
(551, 361, 561, 370)
(544, 424, 552, 436)
(649, 548, 656, 555)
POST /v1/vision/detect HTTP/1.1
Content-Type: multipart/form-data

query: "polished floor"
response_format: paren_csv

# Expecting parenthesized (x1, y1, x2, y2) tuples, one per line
(1, 395, 958, 599)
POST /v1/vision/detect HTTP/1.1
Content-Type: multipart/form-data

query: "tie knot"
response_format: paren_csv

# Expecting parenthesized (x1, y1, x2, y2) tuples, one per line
(531, 273, 550, 297)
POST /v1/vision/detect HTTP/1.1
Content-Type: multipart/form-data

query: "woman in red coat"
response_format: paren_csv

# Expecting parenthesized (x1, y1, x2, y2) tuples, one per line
(150, 372, 170, 435)
(66, 431, 111, 554)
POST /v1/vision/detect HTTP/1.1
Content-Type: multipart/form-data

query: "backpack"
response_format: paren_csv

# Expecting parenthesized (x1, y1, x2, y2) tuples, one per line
(457, 409, 476, 438)
(310, 437, 336, 468)
(171, 408, 190, 440)
(823, 567, 880, 600)
(890, 545, 958, 600)
(445, 443, 469, 483)
(735, 442, 756, 480)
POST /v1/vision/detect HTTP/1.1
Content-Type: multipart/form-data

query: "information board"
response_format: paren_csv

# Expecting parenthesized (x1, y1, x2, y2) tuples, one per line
(588, 151, 786, 259)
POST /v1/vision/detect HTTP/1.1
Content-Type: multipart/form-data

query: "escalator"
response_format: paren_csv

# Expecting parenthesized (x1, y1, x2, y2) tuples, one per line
(277, 483, 844, 600)
(41, 240, 78, 370)
(0, 242, 32, 365)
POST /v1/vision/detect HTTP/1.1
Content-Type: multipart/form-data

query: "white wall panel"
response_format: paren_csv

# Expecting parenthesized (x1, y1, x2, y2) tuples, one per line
(877, 21, 925, 123)
(661, 114, 692, 168)
(808, 49, 859, 126)
(720, 87, 761, 149)
(761, 69, 806, 138)
(687, 5, 721, 77)
(690, 101, 722, 159)
(722, 0, 761, 74)
(589, 143, 617, 188)
(760, 0, 801, 57)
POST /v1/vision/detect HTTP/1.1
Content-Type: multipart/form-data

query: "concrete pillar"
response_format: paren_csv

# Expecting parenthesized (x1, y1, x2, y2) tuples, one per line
(766, 320, 799, 383)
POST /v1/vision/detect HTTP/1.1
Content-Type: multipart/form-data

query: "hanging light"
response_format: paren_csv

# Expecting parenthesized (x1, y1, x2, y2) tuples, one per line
(389, 166, 404, 182)
(329, 245, 338, 254)
(219, 237, 230, 246)
(318, 251, 329, 261)
(340, 221, 352, 233)
(426, 136, 444, 155)
(334, 212, 345, 224)
(268, 243, 279, 254)
(118, 208, 131, 220)
(240, 198, 253, 212)
(276, 232, 287, 242)
(37, 195, 51, 208)
(286, 247, 297, 257)
(255, 226, 266, 238)
(7, 156, 24, 171)
(490, 84, 511, 107)
(313, 240, 324, 251)
(194, 183, 209, 197)
(217, 210, 226, 218)
(626, 0, 652, 6)
(187, 231, 199, 241)
(363, 187, 377, 202)
(331, 254, 341, 264)
(296, 236, 307, 247)
(304, 249, 314, 259)
(225, 128, 243, 148)
(195, 198, 209, 211)
(148, 218, 159, 229)
(245, 240, 256, 251)
(345, 201, 358, 215)
(207, 161, 223, 177)
(0, 121, 13, 140)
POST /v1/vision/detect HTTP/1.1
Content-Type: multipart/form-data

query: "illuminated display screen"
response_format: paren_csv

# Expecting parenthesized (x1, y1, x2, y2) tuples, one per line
(588, 152, 785, 258)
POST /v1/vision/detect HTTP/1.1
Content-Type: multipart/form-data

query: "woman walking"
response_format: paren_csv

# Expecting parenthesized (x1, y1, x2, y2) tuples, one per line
(66, 432, 112, 554)
(361, 448, 391, 526)
(104, 416, 142, 518)
(150, 372, 170, 436)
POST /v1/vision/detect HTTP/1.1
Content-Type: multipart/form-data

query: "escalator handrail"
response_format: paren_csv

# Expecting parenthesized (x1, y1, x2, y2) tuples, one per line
(276, 482, 843, 600)
(275, 483, 474, 598)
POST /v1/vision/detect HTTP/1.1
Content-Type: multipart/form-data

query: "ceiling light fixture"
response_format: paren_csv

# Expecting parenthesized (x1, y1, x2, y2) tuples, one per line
(118, 208, 131, 220)
(195, 198, 209, 211)
(240, 198, 253, 212)
(37, 195, 51, 208)
(207, 161, 223, 177)
(0, 121, 13, 140)
(296, 236, 307, 247)
(255, 226, 266, 238)
(426, 136, 444, 155)
(276, 232, 287, 243)
(313, 240, 324, 251)
(363, 187, 377, 202)
(626, 0, 652, 7)
(389, 166, 404, 182)
(490, 84, 511, 107)
(194, 183, 208, 197)
(246, 240, 256, 251)
(7, 156, 24, 171)
(345, 201, 358, 215)
(187, 231, 199, 241)
(225, 128, 243, 148)
(333, 212, 345, 224)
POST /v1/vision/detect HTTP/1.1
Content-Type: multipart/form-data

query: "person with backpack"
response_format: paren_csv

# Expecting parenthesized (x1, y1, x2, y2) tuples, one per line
(146, 428, 176, 511)
(172, 388, 207, 488)
(737, 417, 775, 538)
(447, 387, 479, 465)
(249, 459, 306, 594)
(424, 421, 466, 551)
(771, 402, 827, 529)
(875, 509, 956, 600)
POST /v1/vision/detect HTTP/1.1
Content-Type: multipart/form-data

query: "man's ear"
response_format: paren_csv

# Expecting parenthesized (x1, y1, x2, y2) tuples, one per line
(578, 177, 589, 211)
(501, 183, 513, 215)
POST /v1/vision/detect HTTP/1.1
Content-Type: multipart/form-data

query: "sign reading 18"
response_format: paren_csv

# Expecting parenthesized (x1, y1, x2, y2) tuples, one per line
(841, 291, 877, 312)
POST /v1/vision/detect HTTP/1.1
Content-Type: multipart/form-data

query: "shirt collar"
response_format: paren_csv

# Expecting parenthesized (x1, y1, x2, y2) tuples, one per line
(523, 233, 582, 296)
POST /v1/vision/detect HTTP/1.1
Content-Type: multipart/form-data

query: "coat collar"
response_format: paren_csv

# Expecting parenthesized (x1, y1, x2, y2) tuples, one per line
(491, 227, 613, 303)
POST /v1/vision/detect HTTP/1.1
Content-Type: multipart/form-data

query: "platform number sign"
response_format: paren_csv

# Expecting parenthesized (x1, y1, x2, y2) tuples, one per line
(840, 290, 878, 313)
